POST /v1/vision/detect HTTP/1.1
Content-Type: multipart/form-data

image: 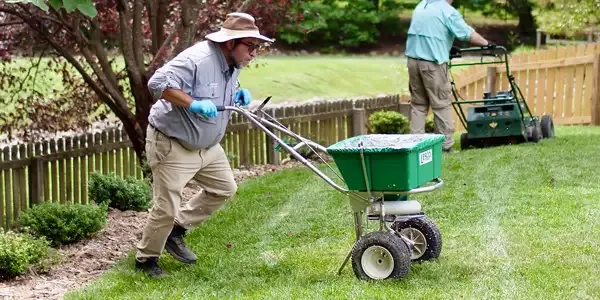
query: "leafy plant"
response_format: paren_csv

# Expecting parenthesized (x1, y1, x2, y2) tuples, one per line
(275, 135, 326, 160)
(19, 202, 107, 247)
(0, 229, 50, 279)
(279, 0, 400, 48)
(88, 172, 151, 212)
(368, 110, 410, 134)
(425, 114, 436, 133)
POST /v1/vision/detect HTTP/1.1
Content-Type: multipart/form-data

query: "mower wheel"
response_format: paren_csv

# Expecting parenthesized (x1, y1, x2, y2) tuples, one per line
(394, 216, 442, 262)
(527, 124, 542, 143)
(460, 133, 469, 150)
(351, 231, 411, 280)
(541, 115, 554, 138)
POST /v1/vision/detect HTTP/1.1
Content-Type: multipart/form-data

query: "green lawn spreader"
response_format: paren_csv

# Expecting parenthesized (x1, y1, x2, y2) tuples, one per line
(218, 99, 446, 281)
(449, 46, 555, 150)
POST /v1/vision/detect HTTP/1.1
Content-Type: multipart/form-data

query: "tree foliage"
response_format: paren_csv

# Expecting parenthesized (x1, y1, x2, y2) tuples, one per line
(533, 0, 600, 35)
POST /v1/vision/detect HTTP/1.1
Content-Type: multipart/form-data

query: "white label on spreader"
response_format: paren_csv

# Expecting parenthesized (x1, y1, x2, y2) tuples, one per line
(419, 149, 433, 166)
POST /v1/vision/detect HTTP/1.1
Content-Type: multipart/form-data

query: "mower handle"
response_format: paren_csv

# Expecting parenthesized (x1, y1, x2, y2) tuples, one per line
(449, 45, 508, 59)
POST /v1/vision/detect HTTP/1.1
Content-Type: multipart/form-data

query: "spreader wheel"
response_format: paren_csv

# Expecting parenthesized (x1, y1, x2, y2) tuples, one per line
(394, 216, 442, 262)
(351, 231, 411, 280)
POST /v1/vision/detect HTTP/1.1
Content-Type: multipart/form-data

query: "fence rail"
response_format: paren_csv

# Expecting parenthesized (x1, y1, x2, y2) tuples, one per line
(2, 43, 600, 229)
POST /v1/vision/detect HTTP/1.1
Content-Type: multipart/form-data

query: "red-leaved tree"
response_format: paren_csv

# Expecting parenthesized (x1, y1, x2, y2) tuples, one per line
(0, 0, 298, 163)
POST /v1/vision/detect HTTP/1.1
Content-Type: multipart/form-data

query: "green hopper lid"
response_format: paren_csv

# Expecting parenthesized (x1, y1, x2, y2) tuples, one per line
(326, 134, 445, 153)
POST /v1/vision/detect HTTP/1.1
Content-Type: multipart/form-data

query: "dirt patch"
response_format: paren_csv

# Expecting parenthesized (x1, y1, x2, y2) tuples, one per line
(0, 159, 309, 300)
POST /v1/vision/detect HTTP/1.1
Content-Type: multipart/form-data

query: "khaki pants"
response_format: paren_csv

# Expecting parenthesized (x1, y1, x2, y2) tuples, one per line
(407, 57, 454, 150)
(136, 126, 237, 260)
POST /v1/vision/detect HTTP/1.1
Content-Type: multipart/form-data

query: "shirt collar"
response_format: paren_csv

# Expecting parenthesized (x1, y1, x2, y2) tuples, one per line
(208, 41, 231, 74)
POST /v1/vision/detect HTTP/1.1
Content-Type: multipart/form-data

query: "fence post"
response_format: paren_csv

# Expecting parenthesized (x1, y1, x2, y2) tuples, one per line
(29, 157, 43, 206)
(536, 30, 543, 49)
(266, 134, 280, 165)
(352, 108, 367, 136)
(592, 53, 600, 125)
(486, 66, 497, 97)
(398, 102, 411, 120)
(265, 108, 280, 165)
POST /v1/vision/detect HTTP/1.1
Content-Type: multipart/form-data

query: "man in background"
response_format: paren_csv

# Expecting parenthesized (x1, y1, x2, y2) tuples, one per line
(405, 0, 493, 151)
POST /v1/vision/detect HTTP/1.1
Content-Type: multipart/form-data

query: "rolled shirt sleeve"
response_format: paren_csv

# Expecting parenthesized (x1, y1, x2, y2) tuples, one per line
(147, 56, 196, 102)
(447, 11, 474, 41)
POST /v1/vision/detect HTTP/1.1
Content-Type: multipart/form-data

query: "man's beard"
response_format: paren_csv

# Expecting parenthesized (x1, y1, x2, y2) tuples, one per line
(228, 53, 242, 69)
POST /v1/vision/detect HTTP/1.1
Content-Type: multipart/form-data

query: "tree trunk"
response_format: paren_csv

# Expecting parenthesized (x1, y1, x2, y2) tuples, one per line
(507, 0, 536, 44)
(517, 5, 536, 41)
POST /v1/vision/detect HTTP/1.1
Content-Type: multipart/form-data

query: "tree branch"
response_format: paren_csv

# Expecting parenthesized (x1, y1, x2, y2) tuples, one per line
(238, 0, 256, 12)
(9, 9, 123, 120)
(147, 0, 158, 53)
(172, 0, 199, 56)
(132, 0, 145, 72)
(0, 21, 24, 27)
(147, 21, 180, 75)
(156, 0, 168, 52)
(117, 0, 144, 91)
(9, 44, 48, 103)
(90, 19, 120, 89)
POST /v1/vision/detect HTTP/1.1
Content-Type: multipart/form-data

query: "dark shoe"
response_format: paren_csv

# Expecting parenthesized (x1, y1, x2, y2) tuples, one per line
(165, 224, 197, 264)
(135, 257, 166, 278)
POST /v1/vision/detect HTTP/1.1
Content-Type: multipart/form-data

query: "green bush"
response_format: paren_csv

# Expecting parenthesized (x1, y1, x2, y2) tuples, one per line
(368, 110, 410, 134)
(425, 114, 436, 133)
(88, 172, 151, 211)
(19, 202, 107, 247)
(279, 0, 398, 48)
(275, 135, 327, 160)
(0, 230, 49, 279)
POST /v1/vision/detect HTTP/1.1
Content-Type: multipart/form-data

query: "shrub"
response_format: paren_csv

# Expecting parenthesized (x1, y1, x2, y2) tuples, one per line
(368, 110, 410, 134)
(89, 172, 151, 211)
(19, 202, 107, 247)
(425, 114, 436, 133)
(278, 0, 382, 48)
(275, 135, 326, 160)
(0, 230, 49, 279)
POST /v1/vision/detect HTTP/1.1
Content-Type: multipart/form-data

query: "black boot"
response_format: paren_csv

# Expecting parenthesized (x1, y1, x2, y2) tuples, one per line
(135, 257, 167, 278)
(165, 224, 198, 264)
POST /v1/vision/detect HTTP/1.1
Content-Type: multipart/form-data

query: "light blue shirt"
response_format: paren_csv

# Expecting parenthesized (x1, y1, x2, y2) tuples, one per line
(147, 41, 240, 150)
(405, 0, 474, 64)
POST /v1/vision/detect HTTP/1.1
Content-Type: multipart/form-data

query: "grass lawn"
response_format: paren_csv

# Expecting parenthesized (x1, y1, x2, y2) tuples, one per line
(241, 56, 408, 103)
(0, 55, 408, 109)
(65, 125, 600, 299)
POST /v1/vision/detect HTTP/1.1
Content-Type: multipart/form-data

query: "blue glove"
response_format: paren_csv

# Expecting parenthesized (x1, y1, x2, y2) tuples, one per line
(234, 88, 252, 106)
(189, 99, 217, 118)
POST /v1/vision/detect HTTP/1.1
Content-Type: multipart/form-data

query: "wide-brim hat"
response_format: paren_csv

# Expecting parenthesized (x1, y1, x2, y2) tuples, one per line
(205, 12, 274, 43)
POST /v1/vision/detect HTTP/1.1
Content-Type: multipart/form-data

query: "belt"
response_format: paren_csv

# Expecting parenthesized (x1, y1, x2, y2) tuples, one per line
(148, 123, 169, 138)
(409, 56, 434, 63)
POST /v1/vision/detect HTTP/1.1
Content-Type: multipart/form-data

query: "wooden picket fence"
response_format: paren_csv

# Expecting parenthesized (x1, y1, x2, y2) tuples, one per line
(0, 95, 407, 229)
(2, 42, 600, 230)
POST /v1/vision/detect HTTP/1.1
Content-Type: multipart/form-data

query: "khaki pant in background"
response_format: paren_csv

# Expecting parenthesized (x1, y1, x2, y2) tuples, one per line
(407, 57, 454, 150)
(136, 126, 237, 260)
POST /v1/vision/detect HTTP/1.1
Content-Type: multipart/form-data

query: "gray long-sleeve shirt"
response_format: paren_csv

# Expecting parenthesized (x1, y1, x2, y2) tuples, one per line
(147, 41, 240, 150)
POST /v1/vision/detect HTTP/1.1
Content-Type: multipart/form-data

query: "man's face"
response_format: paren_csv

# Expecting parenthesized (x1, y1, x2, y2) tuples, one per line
(228, 38, 261, 69)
